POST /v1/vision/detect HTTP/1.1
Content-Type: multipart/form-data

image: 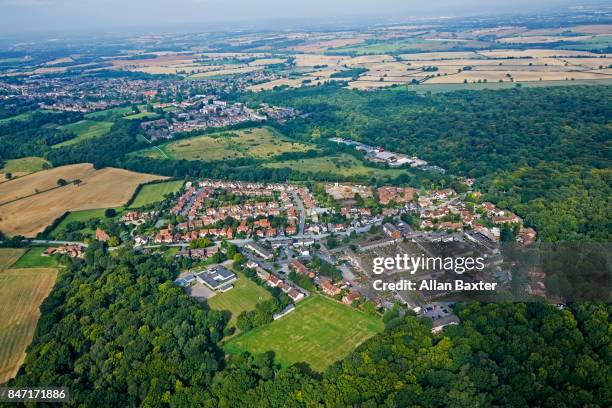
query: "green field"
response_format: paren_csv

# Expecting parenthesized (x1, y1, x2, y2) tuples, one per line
(0, 109, 60, 125)
(224, 295, 384, 371)
(11, 247, 58, 268)
(129, 180, 184, 208)
(84, 106, 134, 120)
(51, 207, 122, 238)
(0, 157, 50, 178)
(54, 120, 113, 147)
(125, 111, 159, 120)
(137, 127, 315, 161)
(265, 153, 410, 178)
(208, 270, 272, 333)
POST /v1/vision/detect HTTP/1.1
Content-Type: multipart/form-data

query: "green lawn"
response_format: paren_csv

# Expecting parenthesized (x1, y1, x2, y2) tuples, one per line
(51, 208, 122, 238)
(129, 180, 184, 208)
(208, 270, 272, 333)
(0, 157, 50, 178)
(136, 127, 315, 161)
(265, 153, 410, 179)
(54, 120, 113, 147)
(224, 295, 384, 371)
(11, 247, 58, 268)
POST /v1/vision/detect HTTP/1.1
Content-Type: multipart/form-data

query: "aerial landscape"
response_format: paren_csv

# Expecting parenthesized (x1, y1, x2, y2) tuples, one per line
(0, 0, 610, 406)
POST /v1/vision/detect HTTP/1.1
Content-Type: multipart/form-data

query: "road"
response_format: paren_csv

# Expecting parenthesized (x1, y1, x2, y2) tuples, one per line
(29, 239, 89, 247)
(291, 191, 306, 236)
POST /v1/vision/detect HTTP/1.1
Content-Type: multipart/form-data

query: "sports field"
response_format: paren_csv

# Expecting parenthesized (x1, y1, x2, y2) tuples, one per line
(54, 120, 113, 147)
(138, 127, 314, 161)
(207, 270, 272, 333)
(265, 153, 410, 179)
(224, 295, 384, 371)
(0, 157, 50, 179)
(129, 180, 184, 208)
(0, 163, 164, 237)
(11, 247, 58, 268)
(0, 249, 57, 384)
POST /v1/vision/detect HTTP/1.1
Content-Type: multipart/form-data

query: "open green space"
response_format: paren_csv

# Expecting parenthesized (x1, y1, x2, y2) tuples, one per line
(224, 295, 383, 371)
(124, 111, 159, 120)
(50, 207, 123, 238)
(264, 153, 410, 178)
(0, 157, 50, 178)
(54, 120, 113, 147)
(129, 180, 184, 208)
(137, 127, 315, 161)
(207, 270, 272, 333)
(10, 247, 58, 269)
(84, 106, 134, 120)
(0, 109, 61, 125)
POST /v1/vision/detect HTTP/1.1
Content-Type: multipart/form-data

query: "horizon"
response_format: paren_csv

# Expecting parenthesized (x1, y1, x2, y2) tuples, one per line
(0, 0, 605, 36)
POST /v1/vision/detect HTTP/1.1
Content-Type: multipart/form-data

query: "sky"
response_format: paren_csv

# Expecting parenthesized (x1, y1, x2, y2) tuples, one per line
(0, 0, 599, 35)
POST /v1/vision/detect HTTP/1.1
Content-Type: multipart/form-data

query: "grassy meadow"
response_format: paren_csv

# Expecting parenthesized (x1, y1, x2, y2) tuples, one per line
(11, 247, 58, 268)
(54, 120, 113, 147)
(0, 157, 50, 179)
(129, 180, 184, 208)
(137, 127, 315, 161)
(264, 153, 410, 178)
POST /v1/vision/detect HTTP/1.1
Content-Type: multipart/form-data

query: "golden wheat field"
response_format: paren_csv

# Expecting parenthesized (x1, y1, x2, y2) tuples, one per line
(0, 249, 57, 384)
(0, 163, 165, 237)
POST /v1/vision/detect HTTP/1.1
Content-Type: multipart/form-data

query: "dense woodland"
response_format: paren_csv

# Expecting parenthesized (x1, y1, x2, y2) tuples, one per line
(241, 84, 612, 241)
(8, 247, 611, 407)
(2, 85, 609, 241)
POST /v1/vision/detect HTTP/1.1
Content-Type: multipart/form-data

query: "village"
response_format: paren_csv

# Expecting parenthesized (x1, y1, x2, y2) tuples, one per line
(38, 175, 538, 331)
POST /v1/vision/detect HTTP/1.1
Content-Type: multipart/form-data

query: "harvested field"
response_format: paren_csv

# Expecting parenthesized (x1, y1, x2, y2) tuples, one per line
(247, 78, 304, 91)
(293, 54, 350, 67)
(497, 35, 597, 44)
(569, 25, 612, 35)
(0, 248, 57, 384)
(0, 163, 165, 237)
(291, 38, 367, 53)
(477, 49, 604, 58)
(188, 66, 263, 78)
(400, 51, 482, 60)
(424, 69, 611, 84)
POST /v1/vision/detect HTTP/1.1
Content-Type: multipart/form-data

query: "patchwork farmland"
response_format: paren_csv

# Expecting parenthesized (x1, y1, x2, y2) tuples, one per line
(0, 163, 165, 237)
